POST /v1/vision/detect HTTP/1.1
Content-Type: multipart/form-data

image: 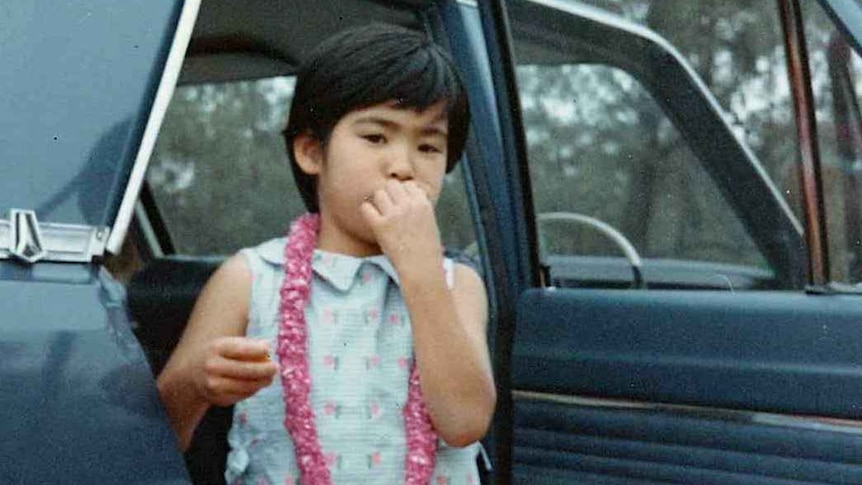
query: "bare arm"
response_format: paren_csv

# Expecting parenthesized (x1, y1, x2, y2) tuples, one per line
(399, 260, 496, 447)
(361, 180, 496, 446)
(156, 254, 278, 451)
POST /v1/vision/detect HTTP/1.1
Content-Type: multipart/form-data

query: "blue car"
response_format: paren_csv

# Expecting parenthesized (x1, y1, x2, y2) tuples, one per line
(4, 0, 862, 483)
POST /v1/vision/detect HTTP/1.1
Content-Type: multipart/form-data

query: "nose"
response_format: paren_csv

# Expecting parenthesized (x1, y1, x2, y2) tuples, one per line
(386, 146, 414, 181)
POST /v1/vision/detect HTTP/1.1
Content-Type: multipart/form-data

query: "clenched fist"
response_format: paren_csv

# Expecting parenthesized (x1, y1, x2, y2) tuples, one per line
(360, 179, 444, 275)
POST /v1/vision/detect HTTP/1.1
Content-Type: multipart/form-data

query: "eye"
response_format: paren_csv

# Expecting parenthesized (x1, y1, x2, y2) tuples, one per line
(419, 143, 443, 154)
(362, 134, 386, 144)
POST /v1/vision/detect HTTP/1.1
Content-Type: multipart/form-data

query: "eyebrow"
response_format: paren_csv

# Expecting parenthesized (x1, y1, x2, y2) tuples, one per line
(353, 116, 448, 137)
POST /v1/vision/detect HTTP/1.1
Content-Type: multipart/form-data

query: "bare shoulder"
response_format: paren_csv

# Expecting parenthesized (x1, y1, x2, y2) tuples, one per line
(453, 262, 484, 291)
(200, 253, 252, 302)
(211, 252, 253, 288)
(186, 253, 254, 338)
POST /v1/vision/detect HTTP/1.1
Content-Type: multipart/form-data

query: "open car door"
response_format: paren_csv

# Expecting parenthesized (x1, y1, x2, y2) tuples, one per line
(471, 0, 862, 483)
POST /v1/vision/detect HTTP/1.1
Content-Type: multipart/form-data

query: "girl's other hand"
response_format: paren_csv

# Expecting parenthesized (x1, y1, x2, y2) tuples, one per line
(192, 336, 277, 407)
(360, 179, 444, 275)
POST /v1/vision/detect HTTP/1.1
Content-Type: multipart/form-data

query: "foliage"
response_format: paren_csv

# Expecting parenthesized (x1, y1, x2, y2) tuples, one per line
(149, 78, 475, 254)
(149, 79, 298, 254)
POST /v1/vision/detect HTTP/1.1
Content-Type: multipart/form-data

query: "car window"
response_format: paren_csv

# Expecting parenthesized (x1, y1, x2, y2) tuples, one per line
(578, 0, 803, 214)
(518, 64, 764, 264)
(147, 77, 476, 256)
(803, 1, 862, 286)
(510, 0, 802, 290)
(147, 78, 300, 255)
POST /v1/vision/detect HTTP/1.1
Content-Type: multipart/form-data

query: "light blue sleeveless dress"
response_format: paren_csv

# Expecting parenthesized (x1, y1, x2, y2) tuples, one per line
(225, 238, 481, 485)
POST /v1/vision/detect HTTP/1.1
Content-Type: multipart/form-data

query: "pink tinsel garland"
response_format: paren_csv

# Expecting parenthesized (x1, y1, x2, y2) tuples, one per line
(277, 213, 437, 485)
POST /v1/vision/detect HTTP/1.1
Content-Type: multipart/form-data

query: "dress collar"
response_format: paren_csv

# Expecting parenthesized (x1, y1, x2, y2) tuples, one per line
(256, 238, 400, 292)
(310, 250, 400, 292)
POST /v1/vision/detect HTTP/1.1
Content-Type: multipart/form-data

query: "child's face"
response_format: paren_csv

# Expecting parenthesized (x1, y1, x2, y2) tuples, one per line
(296, 100, 450, 251)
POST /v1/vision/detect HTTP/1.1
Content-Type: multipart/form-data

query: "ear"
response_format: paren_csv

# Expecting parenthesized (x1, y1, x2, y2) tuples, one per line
(293, 132, 324, 175)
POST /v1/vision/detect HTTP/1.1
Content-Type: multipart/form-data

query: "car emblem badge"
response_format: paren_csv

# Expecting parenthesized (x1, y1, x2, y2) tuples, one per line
(10, 209, 47, 264)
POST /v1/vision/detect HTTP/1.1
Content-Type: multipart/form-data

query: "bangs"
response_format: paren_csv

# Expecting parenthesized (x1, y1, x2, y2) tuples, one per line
(313, 39, 467, 126)
(370, 47, 463, 114)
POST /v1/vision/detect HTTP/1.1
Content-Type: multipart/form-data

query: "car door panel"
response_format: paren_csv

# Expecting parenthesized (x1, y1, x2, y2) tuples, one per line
(511, 288, 862, 483)
(515, 400, 862, 484)
(2, 0, 197, 482)
(514, 289, 862, 415)
(511, 289, 862, 484)
(0, 271, 190, 484)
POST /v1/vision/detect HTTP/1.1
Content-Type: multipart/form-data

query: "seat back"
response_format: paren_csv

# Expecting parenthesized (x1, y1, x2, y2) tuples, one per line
(128, 257, 229, 485)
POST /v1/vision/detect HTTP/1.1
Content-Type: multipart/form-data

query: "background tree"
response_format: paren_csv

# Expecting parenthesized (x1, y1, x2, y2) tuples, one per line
(510, 0, 833, 268)
(148, 77, 475, 254)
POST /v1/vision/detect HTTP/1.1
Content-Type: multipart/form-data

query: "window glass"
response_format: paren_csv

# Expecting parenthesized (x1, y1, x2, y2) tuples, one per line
(520, 64, 762, 267)
(147, 78, 476, 256)
(510, 0, 802, 290)
(804, 2, 862, 285)
(578, 0, 802, 214)
(148, 78, 300, 255)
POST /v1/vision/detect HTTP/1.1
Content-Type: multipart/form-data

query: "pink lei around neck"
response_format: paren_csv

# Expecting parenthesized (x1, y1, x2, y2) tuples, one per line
(276, 213, 438, 485)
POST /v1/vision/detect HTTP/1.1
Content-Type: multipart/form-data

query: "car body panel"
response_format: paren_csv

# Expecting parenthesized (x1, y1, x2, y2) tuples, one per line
(0, 267, 189, 484)
(1, 0, 193, 483)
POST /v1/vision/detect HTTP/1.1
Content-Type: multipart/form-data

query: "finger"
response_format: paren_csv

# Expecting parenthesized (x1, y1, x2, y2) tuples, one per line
(360, 199, 384, 226)
(210, 393, 250, 407)
(204, 375, 274, 400)
(215, 337, 271, 362)
(385, 179, 410, 204)
(402, 181, 430, 202)
(207, 355, 278, 381)
(372, 187, 395, 215)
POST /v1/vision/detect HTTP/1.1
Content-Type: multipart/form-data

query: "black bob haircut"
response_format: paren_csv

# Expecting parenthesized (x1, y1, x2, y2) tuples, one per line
(283, 23, 471, 213)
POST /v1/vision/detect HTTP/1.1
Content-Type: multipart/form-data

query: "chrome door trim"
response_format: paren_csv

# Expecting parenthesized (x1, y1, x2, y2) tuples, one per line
(106, 0, 202, 254)
(0, 211, 108, 264)
(514, 390, 862, 435)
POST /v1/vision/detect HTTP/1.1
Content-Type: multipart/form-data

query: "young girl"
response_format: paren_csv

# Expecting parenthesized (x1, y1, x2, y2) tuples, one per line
(156, 23, 496, 485)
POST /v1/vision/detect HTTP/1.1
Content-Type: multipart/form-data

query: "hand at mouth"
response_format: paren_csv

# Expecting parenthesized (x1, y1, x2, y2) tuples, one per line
(359, 180, 443, 273)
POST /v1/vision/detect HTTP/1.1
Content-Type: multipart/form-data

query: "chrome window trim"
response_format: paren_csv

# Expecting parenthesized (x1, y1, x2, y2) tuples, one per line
(818, 0, 862, 54)
(514, 390, 862, 436)
(134, 201, 165, 259)
(106, 0, 202, 254)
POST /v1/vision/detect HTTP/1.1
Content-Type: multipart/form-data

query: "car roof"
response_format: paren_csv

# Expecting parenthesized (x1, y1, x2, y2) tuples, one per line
(178, 0, 426, 85)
